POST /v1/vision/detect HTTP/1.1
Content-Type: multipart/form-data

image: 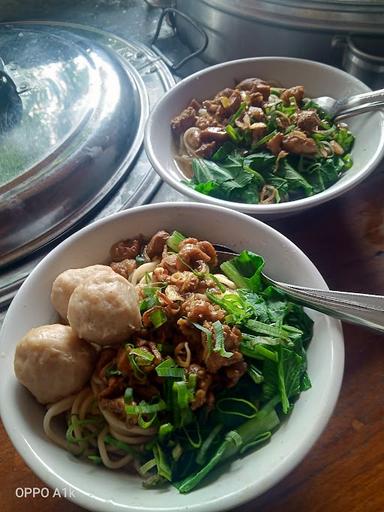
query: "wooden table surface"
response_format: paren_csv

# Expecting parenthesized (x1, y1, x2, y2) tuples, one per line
(1, 163, 384, 512)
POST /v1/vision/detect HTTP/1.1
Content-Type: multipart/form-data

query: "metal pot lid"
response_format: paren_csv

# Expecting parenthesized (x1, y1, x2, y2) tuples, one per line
(0, 22, 148, 268)
(202, 0, 384, 33)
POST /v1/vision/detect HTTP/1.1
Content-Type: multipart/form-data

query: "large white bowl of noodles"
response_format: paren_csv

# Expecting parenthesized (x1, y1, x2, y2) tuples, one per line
(0, 203, 344, 512)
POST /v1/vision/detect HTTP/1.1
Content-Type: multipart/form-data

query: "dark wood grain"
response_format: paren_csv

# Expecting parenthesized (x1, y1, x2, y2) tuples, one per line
(1, 163, 384, 512)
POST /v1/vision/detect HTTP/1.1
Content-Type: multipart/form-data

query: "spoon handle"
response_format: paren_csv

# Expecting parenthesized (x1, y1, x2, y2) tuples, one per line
(265, 276, 384, 333)
(335, 100, 384, 121)
(335, 88, 384, 114)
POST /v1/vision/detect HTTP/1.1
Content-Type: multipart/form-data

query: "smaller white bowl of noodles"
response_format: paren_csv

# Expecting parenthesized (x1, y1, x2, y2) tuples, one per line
(0, 203, 344, 512)
(144, 57, 384, 216)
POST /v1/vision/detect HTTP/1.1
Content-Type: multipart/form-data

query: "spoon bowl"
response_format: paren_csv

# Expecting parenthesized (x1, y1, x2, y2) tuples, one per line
(314, 88, 384, 121)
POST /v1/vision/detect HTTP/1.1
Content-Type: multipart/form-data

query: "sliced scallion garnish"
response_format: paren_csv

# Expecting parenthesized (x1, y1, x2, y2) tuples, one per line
(155, 358, 185, 378)
(212, 321, 233, 358)
(124, 387, 133, 404)
(191, 321, 212, 354)
(125, 399, 167, 416)
(216, 397, 258, 419)
(167, 230, 186, 252)
(150, 308, 167, 329)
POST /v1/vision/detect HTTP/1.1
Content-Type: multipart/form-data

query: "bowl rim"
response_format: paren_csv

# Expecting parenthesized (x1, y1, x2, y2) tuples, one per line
(144, 56, 384, 215)
(0, 202, 345, 511)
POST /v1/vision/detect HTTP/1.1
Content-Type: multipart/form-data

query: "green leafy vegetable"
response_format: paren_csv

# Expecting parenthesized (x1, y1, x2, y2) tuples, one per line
(175, 398, 280, 493)
(262, 345, 309, 413)
(220, 250, 265, 291)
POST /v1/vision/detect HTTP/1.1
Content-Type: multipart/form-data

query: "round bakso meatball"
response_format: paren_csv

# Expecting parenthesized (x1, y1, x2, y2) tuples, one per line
(67, 273, 142, 345)
(51, 265, 114, 320)
(14, 324, 96, 404)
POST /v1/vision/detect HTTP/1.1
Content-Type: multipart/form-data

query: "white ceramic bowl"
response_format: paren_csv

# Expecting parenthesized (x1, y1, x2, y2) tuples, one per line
(0, 203, 344, 511)
(145, 57, 384, 216)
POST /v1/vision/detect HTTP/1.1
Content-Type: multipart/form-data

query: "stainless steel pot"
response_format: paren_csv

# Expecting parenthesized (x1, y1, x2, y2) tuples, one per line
(166, 0, 384, 86)
(335, 36, 384, 89)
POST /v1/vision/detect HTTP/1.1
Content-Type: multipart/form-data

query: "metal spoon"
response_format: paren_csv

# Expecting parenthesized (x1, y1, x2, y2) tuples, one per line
(314, 88, 384, 121)
(215, 248, 384, 333)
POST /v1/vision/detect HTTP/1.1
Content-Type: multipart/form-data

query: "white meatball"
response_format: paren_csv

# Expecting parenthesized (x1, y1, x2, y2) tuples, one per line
(67, 273, 142, 345)
(51, 265, 114, 320)
(14, 324, 96, 404)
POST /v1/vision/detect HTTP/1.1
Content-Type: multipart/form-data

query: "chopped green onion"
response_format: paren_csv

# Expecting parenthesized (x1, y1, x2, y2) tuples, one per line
(216, 397, 258, 419)
(206, 273, 226, 292)
(142, 474, 166, 488)
(225, 124, 241, 142)
(104, 434, 138, 455)
(159, 422, 174, 442)
(225, 430, 243, 449)
(155, 358, 185, 378)
(167, 230, 186, 252)
(66, 417, 102, 444)
(124, 387, 133, 404)
(150, 308, 168, 328)
(128, 353, 146, 381)
(187, 373, 197, 397)
(240, 339, 278, 362)
(183, 420, 202, 449)
(128, 348, 154, 381)
(139, 458, 157, 476)
(196, 424, 223, 465)
(270, 87, 284, 96)
(135, 255, 146, 266)
(172, 380, 193, 427)
(228, 101, 246, 125)
(246, 319, 301, 339)
(251, 130, 277, 149)
(248, 365, 264, 384)
(140, 285, 159, 313)
(125, 399, 167, 415)
(138, 412, 158, 429)
(172, 381, 190, 410)
(239, 431, 272, 454)
(88, 455, 102, 464)
(191, 322, 212, 354)
(206, 290, 251, 325)
(105, 365, 122, 378)
(172, 443, 183, 461)
(212, 321, 233, 358)
(129, 347, 154, 366)
(153, 443, 172, 481)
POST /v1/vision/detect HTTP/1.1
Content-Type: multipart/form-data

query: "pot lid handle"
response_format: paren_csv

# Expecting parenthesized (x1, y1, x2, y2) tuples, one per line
(151, 7, 208, 71)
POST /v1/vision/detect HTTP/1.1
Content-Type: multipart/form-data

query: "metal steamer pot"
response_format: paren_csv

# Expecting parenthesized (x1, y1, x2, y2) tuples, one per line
(155, 0, 384, 87)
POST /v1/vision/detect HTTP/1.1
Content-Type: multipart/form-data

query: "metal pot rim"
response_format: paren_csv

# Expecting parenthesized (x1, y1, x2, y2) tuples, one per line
(192, 0, 384, 33)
